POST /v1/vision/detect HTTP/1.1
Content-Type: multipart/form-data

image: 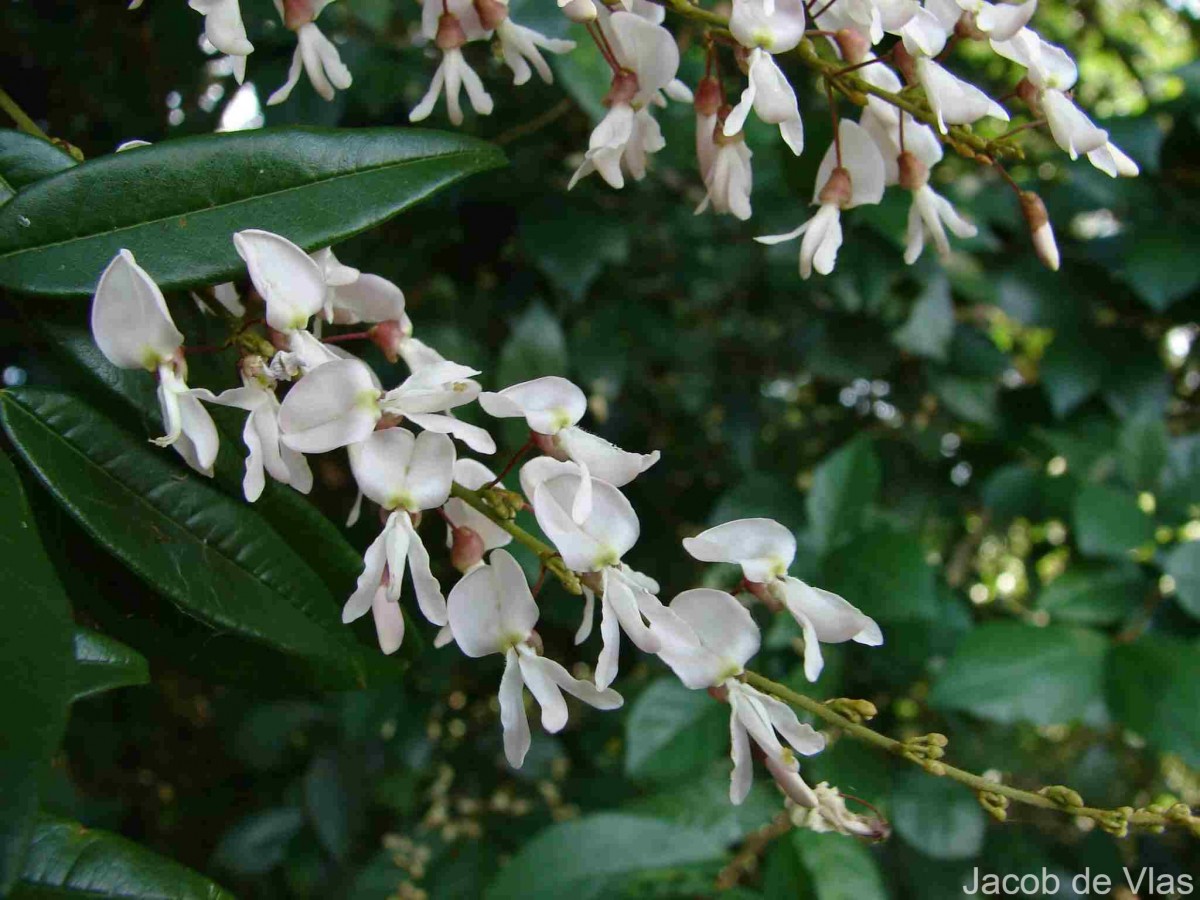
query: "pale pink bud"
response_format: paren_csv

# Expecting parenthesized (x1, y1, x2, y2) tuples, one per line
(694, 76, 722, 117)
(369, 320, 410, 364)
(450, 525, 486, 573)
(1019, 191, 1059, 272)
(818, 166, 854, 208)
(436, 12, 467, 50)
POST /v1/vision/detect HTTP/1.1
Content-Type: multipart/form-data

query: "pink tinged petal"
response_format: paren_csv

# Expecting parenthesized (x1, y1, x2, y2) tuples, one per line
(344, 527, 389, 623)
(433, 625, 454, 648)
(331, 273, 406, 324)
(278, 358, 381, 454)
(557, 426, 660, 486)
(478, 376, 587, 434)
(668, 588, 761, 671)
(764, 754, 819, 806)
(91, 250, 183, 371)
(233, 230, 326, 332)
(682, 517, 795, 583)
(409, 59, 447, 123)
(780, 576, 882, 645)
(516, 650, 570, 732)
(575, 584, 596, 645)
(371, 587, 406, 654)
(268, 44, 305, 105)
(499, 648, 532, 767)
(400, 514, 448, 626)
(729, 713, 755, 805)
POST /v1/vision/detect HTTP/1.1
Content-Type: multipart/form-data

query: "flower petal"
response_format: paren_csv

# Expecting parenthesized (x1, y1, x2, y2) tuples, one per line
(91, 250, 183, 371)
(234, 229, 326, 332)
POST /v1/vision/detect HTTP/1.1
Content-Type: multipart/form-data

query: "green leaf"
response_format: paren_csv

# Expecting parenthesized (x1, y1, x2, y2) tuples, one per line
(893, 278, 954, 362)
(0, 130, 77, 191)
(1041, 336, 1104, 418)
(784, 831, 889, 900)
(11, 815, 235, 899)
(211, 808, 304, 876)
(71, 626, 149, 701)
(1106, 635, 1200, 766)
(929, 622, 1109, 726)
(891, 771, 985, 861)
(623, 679, 727, 783)
(484, 813, 726, 900)
(807, 437, 880, 554)
(0, 127, 504, 296)
(1117, 412, 1168, 490)
(822, 526, 938, 623)
(1072, 483, 1155, 560)
(623, 769, 778, 845)
(0, 387, 388, 690)
(0, 452, 75, 893)
(519, 198, 629, 304)
(931, 373, 998, 428)
(1163, 541, 1200, 620)
(496, 301, 568, 388)
(1037, 564, 1146, 626)
(709, 473, 808, 536)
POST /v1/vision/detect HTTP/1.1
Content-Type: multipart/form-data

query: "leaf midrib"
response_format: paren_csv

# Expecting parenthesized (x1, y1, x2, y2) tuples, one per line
(0, 146, 496, 260)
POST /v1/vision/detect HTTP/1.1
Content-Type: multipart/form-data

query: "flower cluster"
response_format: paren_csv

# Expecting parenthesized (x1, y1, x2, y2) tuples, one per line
(89, 233, 885, 819)
(156, 0, 1135, 277)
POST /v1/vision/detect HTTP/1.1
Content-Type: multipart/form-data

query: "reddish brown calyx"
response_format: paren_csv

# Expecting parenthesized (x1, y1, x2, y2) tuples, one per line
(694, 76, 722, 117)
(531, 430, 569, 461)
(897, 151, 928, 191)
(891, 43, 917, 84)
(1018, 189, 1049, 232)
(436, 12, 468, 51)
(605, 69, 639, 107)
(474, 0, 510, 31)
(835, 28, 870, 65)
(955, 14, 985, 41)
(712, 105, 742, 146)
(1015, 78, 1040, 113)
(369, 320, 409, 364)
(818, 166, 854, 208)
(707, 684, 730, 704)
(282, 0, 315, 30)
(450, 525, 486, 573)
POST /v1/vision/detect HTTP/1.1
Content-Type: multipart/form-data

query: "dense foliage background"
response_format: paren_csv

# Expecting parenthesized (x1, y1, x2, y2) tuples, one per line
(2, 0, 1199, 896)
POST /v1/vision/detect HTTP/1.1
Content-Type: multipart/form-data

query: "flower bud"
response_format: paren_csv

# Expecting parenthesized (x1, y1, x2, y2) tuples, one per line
(435, 12, 467, 50)
(818, 166, 854, 208)
(605, 69, 640, 107)
(694, 76, 722, 117)
(707, 684, 730, 703)
(369, 320, 411, 364)
(891, 43, 916, 84)
(1019, 190, 1059, 271)
(835, 28, 870, 65)
(897, 151, 928, 191)
(450, 525, 486, 573)
(473, 0, 510, 31)
(560, 0, 596, 23)
(531, 430, 570, 462)
(282, 0, 315, 30)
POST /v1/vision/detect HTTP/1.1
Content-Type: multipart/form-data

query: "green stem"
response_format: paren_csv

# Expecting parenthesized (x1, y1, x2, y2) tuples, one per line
(448, 484, 1197, 838)
(0, 87, 50, 141)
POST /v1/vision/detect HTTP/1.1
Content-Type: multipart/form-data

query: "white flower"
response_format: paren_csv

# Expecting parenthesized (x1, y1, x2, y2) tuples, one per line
(696, 129, 754, 221)
(481, 376, 659, 487)
(1041, 89, 1107, 159)
(234, 230, 327, 333)
(494, 18, 575, 85)
(1019, 190, 1059, 272)
(267, 0, 352, 105)
(342, 428, 456, 653)
(213, 365, 313, 502)
(790, 782, 888, 837)
(756, 120, 885, 279)
(916, 57, 1010, 134)
(683, 517, 882, 681)
(904, 182, 977, 263)
(90, 249, 220, 476)
(656, 588, 826, 805)
(528, 466, 684, 688)
(567, 11, 679, 189)
(724, 48, 804, 156)
(1087, 141, 1139, 178)
(959, 0, 1036, 41)
(447, 549, 623, 767)
(444, 459, 514, 552)
(991, 27, 1077, 90)
(729, 0, 807, 54)
(188, 0, 253, 82)
(410, 47, 495, 126)
(896, 7, 950, 57)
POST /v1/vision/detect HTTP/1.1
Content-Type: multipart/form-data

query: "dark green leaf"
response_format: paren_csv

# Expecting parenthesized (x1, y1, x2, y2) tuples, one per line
(211, 808, 304, 876)
(1037, 564, 1147, 626)
(11, 815, 234, 899)
(484, 813, 726, 900)
(1116, 412, 1168, 490)
(893, 278, 954, 362)
(0, 387, 389, 690)
(0, 130, 77, 191)
(1105, 635, 1200, 766)
(807, 437, 880, 554)
(71, 626, 149, 701)
(822, 526, 938, 623)
(930, 622, 1109, 726)
(0, 127, 504, 296)
(791, 831, 888, 900)
(623, 770, 778, 845)
(1163, 541, 1200, 620)
(1041, 336, 1104, 418)
(892, 771, 985, 861)
(1072, 483, 1155, 560)
(519, 198, 629, 304)
(931, 374, 998, 428)
(0, 452, 74, 893)
(623, 679, 727, 783)
(496, 301, 568, 388)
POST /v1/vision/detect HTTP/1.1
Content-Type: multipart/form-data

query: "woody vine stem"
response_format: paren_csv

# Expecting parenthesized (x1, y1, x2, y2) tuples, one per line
(449, 481, 1200, 840)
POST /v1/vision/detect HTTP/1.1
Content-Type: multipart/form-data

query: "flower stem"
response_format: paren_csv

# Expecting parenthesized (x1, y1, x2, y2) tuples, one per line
(0, 86, 50, 141)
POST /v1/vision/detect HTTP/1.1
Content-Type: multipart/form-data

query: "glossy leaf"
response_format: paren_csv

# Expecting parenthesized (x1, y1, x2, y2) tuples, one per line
(0, 129, 77, 192)
(0, 127, 505, 296)
(806, 437, 880, 555)
(1037, 564, 1146, 626)
(0, 387, 390, 690)
(12, 816, 234, 899)
(1163, 541, 1200, 620)
(1106, 635, 1200, 766)
(623, 679, 727, 783)
(892, 771, 985, 861)
(929, 622, 1109, 726)
(71, 626, 150, 701)
(1073, 483, 1155, 560)
(0, 452, 74, 893)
